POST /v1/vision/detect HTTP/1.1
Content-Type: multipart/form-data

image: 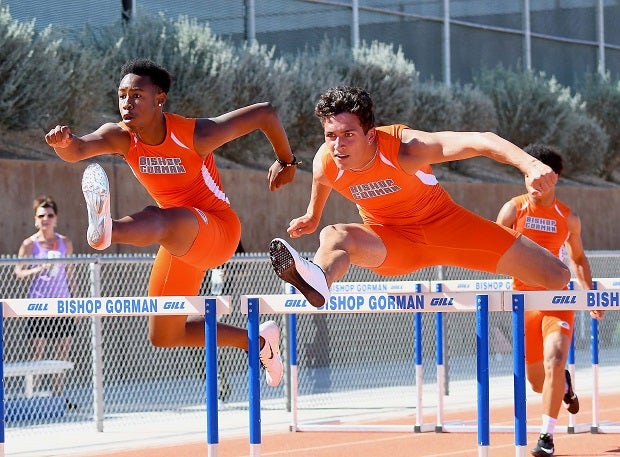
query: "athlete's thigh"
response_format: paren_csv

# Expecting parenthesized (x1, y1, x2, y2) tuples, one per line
(147, 247, 206, 343)
(327, 223, 387, 268)
(524, 310, 544, 364)
(148, 247, 205, 296)
(541, 311, 574, 345)
(423, 205, 518, 272)
(366, 224, 424, 275)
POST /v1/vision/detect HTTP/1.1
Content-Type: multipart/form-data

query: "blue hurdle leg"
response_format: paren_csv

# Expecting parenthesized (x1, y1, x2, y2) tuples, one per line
(476, 294, 490, 453)
(247, 298, 261, 456)
(512, 294, 527, 454)
(204, 298, 219, 456)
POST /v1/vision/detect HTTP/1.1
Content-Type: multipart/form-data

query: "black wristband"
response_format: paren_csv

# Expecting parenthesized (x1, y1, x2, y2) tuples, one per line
(276, 155, 301, 167)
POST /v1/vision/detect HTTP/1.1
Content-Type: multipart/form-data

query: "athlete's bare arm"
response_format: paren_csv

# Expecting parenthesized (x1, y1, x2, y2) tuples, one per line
(565, 212, 602, 319)
(193, 102, 296, 191)
(398, 129, 557, 195)
(287, 147, 332, 238)
(45, 123, 130, 162)
(496, 200, 517, 228)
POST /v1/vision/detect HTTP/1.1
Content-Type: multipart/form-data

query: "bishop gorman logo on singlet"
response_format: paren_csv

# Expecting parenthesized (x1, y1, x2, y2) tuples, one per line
(524, 216, 557, 233)
(139, 156, 187, 174)
(349, 179, 401, 200)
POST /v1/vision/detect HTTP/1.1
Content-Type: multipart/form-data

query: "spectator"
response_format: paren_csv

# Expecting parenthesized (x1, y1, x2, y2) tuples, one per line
(15, 196, 76, 406)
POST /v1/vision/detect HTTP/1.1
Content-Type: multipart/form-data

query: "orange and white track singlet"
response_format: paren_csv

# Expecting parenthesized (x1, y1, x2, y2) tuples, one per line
(320, 124, 519, 276)
(123, 113, 241, 295)
(509, 194, 574, 362)
(510, 194, 571, 291)
(124, 113, 230, 213)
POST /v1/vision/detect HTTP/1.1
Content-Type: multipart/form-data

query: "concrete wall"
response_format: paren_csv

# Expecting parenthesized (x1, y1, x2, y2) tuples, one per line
(1, 159, 618, 256)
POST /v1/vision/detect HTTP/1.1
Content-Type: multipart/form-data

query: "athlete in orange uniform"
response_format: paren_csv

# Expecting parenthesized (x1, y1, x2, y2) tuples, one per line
(497, 144, 604, 457)
(269, 86, 571, 310)
(45, 58, 298, 386)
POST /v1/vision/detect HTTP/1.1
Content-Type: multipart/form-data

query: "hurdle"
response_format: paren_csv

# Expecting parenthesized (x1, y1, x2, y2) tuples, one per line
(510, 285, 620, 455)
(0, 295, 231, 457)
(587, 278, 620, 434)
(430, 279, 513, 433)
(242, 287, 503, 457)
(308, 281, 433, 433)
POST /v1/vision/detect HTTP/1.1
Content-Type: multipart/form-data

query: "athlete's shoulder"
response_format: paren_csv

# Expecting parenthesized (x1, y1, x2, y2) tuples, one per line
(554, 198, 572, 214)
(511, 194, 528, 208)
(376, 124, 411, 138)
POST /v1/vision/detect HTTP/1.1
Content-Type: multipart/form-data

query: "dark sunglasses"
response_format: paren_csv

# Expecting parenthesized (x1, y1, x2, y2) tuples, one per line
(36, 214, 56, 219)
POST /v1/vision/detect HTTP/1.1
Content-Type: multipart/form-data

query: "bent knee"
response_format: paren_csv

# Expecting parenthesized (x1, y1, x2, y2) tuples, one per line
(319, 224, 350, 246)
(529, 380, 543, 393)
(149, 331, 178, 348)
(148, 317, 183, 348)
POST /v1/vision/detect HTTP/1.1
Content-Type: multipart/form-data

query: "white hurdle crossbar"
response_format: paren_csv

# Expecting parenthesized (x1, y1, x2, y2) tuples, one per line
(0, 296, 231, 457)
(242, 286, 503, 457)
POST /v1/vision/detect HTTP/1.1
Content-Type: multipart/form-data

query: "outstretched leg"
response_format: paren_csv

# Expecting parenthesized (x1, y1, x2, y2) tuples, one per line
(82, 163, 199, 255)
(496, 235, 570, 289)
(269, 223, 385, 307)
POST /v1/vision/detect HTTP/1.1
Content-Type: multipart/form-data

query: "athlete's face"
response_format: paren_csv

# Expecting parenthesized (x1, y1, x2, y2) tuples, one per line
(117, 74, 166, 131)
(322, 112, 376, 171)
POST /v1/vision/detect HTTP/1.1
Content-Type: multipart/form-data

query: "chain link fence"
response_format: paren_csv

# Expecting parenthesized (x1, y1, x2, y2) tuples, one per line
(0, 251, 618, 444)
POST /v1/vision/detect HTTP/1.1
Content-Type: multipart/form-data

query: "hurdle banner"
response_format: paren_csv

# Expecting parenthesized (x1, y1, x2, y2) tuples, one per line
(241, 291, 503, 314)
(1, 295, 231, 317)
(329, 280, 430, 294)
(0, 296, 231, 457)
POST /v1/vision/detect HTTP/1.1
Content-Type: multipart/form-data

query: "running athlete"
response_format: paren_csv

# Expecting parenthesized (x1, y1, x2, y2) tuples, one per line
(45, 58, 298, 387)
(496, 144, 604, 457)
(269, 86, 571, 309)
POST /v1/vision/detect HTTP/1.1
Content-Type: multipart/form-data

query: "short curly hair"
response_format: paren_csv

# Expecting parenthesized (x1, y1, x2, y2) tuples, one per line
(120, 58, 172, 94)
(315, 86, 375, 134)
(524, 143, 564, 176)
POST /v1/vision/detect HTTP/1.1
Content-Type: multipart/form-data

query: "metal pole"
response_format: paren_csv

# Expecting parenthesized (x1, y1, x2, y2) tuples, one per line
(352, 0, 360, 49)
(596, 0, 605, 77)
(523, 0, 532, 70)
(443, 0, 451, 86)
(90, 262, 104, 432)
(245, 0, 256, 44)
(121, 0, 135, 22)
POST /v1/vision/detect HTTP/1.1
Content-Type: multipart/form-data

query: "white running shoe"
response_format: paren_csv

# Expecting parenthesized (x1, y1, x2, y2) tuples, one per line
(269, 238, 330, 308)
(81, 163, 112, 250)
(259, 320, 283, 387)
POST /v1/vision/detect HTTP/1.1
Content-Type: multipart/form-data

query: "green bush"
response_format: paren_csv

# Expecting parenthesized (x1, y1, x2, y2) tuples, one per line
(0, 3, 104, 131)
(1, 5, 617, 181)
(350, 41, 418, 125)
(283, 40, 346, 162)
(474, 66, 609, 178)
(579, 74, 620, 179)
(407, 82, 500, 173)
